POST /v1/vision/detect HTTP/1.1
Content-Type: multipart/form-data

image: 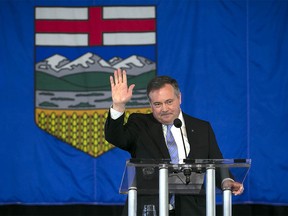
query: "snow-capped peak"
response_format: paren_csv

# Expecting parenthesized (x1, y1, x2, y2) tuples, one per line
(46, 54, 68, 71)
(61, 52, 95, 70)
(113, 55, 144, 69)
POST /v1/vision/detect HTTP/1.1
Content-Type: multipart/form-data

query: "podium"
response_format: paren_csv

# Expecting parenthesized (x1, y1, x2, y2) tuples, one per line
(119, 159, 251, 216)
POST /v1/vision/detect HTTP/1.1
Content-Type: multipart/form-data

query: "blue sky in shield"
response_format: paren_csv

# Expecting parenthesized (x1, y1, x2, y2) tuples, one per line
(35, 45, 156, 63)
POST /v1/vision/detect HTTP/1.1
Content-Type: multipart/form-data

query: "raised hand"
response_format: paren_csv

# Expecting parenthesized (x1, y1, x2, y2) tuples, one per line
(110, 69, 135, 112)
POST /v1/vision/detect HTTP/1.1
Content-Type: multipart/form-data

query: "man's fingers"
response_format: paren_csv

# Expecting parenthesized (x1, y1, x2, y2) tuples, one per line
(118, 69, 124, 83)
(122, 70, 128, 84)
(233, 185, 244, 196)
(128, 84, 135, 93)
(110, 76, 115, 88)
(113, 69, 127, 84)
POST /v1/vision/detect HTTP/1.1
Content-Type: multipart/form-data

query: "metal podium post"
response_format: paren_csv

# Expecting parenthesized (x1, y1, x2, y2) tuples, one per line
(128, 186, 137, 216)
(223, 189, 232, 216)
(206, 166, 216, 216)
(159, 164, 169, 216)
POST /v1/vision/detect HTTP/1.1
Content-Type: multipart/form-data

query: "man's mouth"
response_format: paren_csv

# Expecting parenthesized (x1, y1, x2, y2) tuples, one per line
(161, 113, 172, 117)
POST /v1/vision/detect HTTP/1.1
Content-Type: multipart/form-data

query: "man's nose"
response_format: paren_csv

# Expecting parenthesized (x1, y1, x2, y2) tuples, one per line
(162, 103, 169, 111)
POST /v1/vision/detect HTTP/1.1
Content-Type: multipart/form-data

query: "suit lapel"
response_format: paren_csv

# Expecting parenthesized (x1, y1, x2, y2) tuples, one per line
(148, 115, 171, 158)
(183, 113, 196, 158)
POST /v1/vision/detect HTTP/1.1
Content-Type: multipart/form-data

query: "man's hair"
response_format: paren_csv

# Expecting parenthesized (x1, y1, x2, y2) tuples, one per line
(146, 76, 180, 100)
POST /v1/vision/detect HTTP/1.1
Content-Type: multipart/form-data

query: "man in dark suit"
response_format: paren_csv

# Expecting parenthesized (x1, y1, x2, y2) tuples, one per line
(105, 69, 244, 216)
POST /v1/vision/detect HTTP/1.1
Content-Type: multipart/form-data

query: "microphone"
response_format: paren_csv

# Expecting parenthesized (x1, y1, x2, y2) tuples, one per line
(173, 118, 187, 158)
(173, 118, 191, 184)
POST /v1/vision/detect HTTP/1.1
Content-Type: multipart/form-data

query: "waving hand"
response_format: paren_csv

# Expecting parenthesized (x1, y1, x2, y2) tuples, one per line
(110, 69, 135, 112)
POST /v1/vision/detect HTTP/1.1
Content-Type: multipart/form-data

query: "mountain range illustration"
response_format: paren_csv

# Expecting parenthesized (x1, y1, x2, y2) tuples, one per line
(35, 52, 156, 77)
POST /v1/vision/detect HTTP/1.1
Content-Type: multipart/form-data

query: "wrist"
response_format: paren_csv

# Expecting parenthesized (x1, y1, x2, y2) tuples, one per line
(112, 103, 126, 113)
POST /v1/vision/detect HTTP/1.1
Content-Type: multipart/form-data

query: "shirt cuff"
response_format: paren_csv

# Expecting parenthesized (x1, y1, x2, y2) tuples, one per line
(110, 106, 124, 120)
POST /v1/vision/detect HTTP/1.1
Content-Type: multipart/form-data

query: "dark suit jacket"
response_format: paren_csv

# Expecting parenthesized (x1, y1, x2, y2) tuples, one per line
(105, 111, 228, 216)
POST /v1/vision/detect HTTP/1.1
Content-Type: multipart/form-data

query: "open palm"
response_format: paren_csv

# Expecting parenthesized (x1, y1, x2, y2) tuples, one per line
(110, 69, 135, 112)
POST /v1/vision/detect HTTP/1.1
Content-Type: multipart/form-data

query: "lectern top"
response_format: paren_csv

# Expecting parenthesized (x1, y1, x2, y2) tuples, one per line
(127, 158, 251, 168)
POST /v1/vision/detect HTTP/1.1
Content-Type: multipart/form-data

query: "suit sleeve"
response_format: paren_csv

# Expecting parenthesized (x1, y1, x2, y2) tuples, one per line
(105, 110, 129, 150)
(104, 110, 138, 154)
(207, 122, 223, 159)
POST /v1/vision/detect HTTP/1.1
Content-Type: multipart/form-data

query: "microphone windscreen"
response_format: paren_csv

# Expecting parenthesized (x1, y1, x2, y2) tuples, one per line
(173, 118, 182, 128)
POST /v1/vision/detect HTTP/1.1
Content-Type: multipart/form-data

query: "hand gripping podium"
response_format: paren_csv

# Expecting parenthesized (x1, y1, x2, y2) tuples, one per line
(119, 159, 251, 216)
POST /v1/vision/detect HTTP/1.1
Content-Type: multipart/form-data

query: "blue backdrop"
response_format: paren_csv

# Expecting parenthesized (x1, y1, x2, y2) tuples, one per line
(0, 0, 288, 206)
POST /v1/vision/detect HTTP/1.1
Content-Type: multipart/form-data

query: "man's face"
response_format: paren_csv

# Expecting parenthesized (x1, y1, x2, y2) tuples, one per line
(149, 84, 181, 125)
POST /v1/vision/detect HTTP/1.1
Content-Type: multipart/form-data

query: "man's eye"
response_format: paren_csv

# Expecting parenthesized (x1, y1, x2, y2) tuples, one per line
(167, 100, 173, 105)
(153, 103, 162, 107)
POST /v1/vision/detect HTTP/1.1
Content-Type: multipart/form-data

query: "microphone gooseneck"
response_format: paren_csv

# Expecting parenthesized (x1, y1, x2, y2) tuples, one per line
(173, 118, 187, 158)
(173, 118, 191, 184)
